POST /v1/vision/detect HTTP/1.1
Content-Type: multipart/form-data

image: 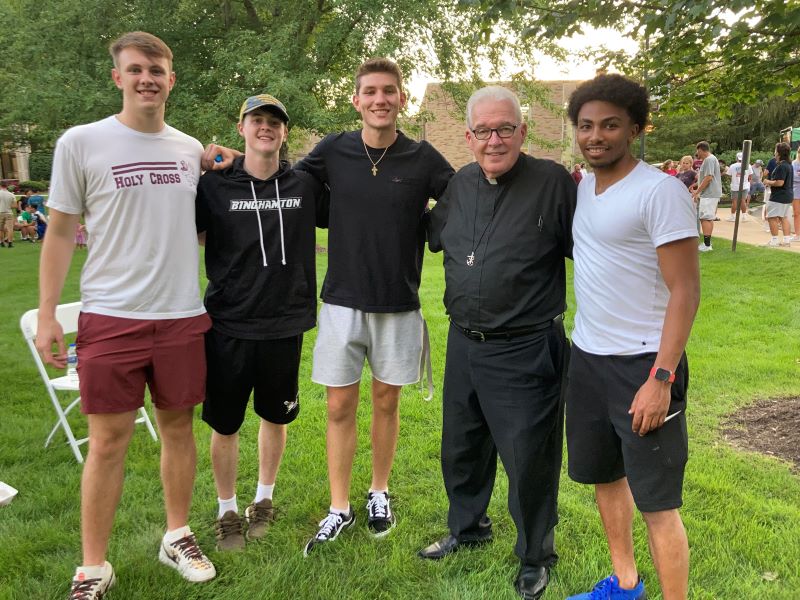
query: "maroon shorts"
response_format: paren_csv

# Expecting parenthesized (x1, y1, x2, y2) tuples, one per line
(75, 312, 211, 414)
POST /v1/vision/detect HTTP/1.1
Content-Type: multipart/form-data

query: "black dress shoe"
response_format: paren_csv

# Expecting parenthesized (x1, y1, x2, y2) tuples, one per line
(417, 533, 492, 560)
(514, 564, 549, 600)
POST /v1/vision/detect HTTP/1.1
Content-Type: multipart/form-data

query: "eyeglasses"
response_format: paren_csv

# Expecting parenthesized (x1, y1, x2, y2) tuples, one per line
(471, 125, 519, 140)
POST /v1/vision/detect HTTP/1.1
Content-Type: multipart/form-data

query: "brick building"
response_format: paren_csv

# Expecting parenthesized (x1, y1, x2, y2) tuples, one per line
(418, 81, 582, 170)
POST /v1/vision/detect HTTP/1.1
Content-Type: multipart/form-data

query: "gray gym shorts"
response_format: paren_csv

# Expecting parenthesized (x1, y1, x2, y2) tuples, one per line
(312, 303, 424, 387)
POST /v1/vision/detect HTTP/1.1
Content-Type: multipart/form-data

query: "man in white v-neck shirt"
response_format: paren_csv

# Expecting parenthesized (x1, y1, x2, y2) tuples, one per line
(564, 74, 700, 600)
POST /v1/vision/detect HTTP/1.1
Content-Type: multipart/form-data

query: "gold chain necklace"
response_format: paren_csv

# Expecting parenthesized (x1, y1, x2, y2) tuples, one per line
(362, 138, 390, 176)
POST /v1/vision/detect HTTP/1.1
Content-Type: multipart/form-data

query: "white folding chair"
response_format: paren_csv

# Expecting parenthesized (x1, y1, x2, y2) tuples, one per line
(20, 302, 158, 464)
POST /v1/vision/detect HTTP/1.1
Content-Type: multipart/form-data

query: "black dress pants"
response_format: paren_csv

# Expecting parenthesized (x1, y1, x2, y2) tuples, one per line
(441, 321, 569, 567)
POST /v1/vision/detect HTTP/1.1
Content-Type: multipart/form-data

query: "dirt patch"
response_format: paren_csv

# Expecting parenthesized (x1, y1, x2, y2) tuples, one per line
(315, 244, 327, 254)
(722, 397, 800, 472)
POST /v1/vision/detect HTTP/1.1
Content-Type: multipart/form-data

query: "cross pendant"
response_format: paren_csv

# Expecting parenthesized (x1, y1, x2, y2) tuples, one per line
(466, 252, 475, 266)
(371, 166, 378, 176)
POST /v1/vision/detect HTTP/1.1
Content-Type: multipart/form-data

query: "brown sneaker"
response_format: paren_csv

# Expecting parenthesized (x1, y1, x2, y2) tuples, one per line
(245, 498, 275, 540)
(214, 510, 245, 551)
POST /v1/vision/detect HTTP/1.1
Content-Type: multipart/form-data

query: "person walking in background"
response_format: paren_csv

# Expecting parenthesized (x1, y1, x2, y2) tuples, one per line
(792, 150, 800, 241)
(675, 156, 696, 190)
(762, 142, 794, 247)
(750, 159, 765, 203)
(572, 163, 583, 185)
(692, 141, 722, 252)
(0, 182, 17, 247)
(726, 152, 752, 222)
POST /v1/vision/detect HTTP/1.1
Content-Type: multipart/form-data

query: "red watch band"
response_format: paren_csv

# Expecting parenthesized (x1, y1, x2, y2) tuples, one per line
(650, 367, 676, 383)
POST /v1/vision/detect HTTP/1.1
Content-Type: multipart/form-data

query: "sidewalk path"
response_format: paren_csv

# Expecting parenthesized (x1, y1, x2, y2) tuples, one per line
(706, 207, 800, 254)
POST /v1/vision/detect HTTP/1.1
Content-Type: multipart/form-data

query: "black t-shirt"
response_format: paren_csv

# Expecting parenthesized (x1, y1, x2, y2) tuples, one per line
(428, 154, 577, 331)
(295, 130, 453, 312)
(770, 160, 793, 204)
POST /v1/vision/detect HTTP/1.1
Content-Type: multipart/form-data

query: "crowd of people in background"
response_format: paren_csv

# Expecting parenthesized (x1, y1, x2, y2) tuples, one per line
(570, 141, 798, 250)
(0, 183, 89, 248)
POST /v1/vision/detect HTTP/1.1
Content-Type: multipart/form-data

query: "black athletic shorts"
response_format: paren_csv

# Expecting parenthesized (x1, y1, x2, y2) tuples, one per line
(565, 345, 689, 512)
(202, 329, 302, 435)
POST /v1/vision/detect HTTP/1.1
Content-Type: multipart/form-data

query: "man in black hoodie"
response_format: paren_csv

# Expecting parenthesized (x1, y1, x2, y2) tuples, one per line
(195, 94, 328, 551)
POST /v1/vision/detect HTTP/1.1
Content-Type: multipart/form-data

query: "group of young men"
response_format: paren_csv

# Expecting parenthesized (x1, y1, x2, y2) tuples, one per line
(37, 31, 700, 600)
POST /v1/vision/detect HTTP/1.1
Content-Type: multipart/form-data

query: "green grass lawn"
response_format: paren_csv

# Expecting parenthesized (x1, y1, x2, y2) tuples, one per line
(1, 233, 799, 599)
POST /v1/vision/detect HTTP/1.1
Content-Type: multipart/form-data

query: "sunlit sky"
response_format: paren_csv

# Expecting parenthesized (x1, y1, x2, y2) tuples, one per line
(406, 28, 639, 112)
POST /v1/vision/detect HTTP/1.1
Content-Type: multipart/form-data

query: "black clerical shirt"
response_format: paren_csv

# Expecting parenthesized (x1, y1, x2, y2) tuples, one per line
(428, 154, 576, 331)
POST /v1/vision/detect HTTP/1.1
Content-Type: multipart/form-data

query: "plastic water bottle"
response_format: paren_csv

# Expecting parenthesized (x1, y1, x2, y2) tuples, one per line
(66, 344, 78, 381)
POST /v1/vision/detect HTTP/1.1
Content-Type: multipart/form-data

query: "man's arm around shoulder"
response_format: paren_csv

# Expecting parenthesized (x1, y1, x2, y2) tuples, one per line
(629, 237, 700, 436)
(36, 208, 81, 368)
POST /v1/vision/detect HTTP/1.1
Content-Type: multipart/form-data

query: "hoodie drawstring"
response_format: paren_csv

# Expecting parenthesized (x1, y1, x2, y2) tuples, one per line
(250, 179, 287, 267)
(251, 180, 268, 267)
(275, 179, 287, 266)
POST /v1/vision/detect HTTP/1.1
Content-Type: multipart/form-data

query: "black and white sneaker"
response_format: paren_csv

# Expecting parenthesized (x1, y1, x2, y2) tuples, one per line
(303, 508, 355, 556)
(366, 491, 396, 537)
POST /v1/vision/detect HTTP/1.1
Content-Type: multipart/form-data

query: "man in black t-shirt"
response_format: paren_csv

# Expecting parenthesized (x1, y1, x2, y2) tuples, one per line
(295, 59, 453, 555)
(762, 142, 794, 247)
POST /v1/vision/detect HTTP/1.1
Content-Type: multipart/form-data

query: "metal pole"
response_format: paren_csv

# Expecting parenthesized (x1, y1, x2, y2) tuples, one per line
(731, 139, 752, 252)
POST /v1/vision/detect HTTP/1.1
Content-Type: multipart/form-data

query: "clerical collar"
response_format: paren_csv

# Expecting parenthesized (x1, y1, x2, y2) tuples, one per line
(480, 153, 526, 185)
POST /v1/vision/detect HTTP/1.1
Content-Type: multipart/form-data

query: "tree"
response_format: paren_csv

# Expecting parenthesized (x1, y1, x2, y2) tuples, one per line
(0, 0, 559, 151)
(462, 0, 800, 116)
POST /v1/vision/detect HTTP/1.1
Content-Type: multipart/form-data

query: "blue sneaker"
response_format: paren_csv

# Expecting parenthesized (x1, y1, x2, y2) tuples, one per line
(567, 574, 646, 599)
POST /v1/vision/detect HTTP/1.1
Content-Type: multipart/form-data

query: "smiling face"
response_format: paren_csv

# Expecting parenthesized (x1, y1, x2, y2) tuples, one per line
(576, 100, 639, 174)
(352, 71, 406, 133)
(238, 108, 287, 157)
(112, 47, 174, 118)
(466, 98, 527, 180)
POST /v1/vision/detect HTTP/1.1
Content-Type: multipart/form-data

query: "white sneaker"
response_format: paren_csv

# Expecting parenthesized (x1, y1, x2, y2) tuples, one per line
(698, 243, 713, 252)
(68, 561, 115, 599)
(158, 531, 216, 582)
(725, 215, 736, 222)
(761, 239, 780, 248)
(741, 214, 749, 222)
(785, 235, 795, 243)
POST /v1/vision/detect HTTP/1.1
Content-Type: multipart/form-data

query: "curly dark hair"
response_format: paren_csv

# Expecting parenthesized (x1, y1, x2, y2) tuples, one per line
(567, 74, 649, 131)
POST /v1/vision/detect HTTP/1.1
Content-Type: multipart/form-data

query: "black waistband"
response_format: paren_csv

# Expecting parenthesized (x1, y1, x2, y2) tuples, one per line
(451, 315, 562, 342)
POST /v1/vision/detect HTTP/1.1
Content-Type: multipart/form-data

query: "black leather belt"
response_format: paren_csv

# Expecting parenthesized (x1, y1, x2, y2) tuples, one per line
(452, 315, 562, 342)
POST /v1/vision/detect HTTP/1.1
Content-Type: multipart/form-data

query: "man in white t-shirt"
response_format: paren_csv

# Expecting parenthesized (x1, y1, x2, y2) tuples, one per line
(564, 74, 700, 600)
(725, 152, 752, 222)
(36, 32, 217, 599)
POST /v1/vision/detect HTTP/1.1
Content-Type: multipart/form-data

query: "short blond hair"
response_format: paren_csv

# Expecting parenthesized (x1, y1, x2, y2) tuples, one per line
(109, 31, 173, 69)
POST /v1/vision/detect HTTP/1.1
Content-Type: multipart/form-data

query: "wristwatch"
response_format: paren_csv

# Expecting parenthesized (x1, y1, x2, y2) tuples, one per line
(649, 367, 675, 383)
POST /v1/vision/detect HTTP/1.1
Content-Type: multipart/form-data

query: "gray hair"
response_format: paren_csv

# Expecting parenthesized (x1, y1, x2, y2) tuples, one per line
(466, 86, 523, 129)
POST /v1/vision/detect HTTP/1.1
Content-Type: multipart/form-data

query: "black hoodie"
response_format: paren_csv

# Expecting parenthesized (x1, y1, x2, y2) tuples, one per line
(196, 156, 328, 340)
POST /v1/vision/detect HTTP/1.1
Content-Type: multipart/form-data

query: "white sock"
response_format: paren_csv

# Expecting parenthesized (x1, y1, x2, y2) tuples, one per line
(369, 488, 388, 496)
(330, 504, 350, 516)
(164, 525, 191, 544)
(254, 482, 274, 503)
(75, 562, 109, 578)
(217, 495, 238, 518)
(772, 236, 779, 243)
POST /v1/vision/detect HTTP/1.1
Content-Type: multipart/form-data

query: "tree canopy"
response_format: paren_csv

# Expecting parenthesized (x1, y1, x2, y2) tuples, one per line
(0, 0, 555, 150)
(463, 0, 800, 116)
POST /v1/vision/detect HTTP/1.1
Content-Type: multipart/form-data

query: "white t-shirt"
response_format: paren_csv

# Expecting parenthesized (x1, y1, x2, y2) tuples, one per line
(48, 116, 205, 319)
(727, 161, 752, 191)
(572, 161, 697, 355)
